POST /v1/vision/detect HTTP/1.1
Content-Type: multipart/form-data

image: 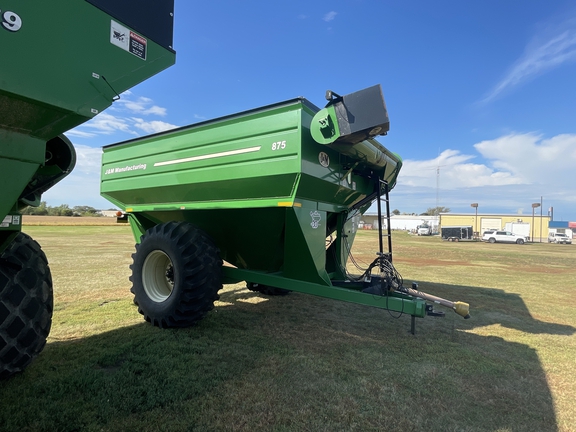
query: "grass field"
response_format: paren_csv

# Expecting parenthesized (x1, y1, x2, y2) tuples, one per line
(22, 215, 119, 226)
(1, 224, 575, 431)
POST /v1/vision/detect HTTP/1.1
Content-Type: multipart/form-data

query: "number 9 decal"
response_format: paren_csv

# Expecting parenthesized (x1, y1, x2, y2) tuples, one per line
(2, 10, 23, 32)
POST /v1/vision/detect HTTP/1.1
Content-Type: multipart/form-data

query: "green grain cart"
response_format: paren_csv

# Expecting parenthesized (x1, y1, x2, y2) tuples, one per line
(0, 0, 175, 378)
(101, 85, 470, 333)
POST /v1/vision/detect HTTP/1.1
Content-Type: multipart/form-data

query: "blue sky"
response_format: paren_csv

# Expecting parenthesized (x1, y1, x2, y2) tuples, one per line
(46, 0, 576, 220)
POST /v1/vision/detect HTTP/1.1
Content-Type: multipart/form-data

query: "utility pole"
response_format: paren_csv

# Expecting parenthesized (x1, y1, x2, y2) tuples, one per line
(540, 196, 543, 243)
(531, 202, 541, 242)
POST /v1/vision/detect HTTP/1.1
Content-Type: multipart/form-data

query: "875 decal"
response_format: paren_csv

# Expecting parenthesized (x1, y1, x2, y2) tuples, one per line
(272, 140, 286, 151)
(1, 8, 22, 32)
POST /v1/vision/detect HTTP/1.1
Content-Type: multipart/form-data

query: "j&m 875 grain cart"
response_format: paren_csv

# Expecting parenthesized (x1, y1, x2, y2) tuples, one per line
(0, 0, 175, 379)
(101, 85, 470, 333)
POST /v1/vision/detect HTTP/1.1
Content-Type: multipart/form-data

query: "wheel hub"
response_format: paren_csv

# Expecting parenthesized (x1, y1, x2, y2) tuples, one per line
(142, 250, 174, 302)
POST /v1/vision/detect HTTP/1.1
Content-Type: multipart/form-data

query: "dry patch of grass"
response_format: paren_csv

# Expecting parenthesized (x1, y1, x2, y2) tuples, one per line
(23, 215, 119, 226)
(0, 228, 574, 431)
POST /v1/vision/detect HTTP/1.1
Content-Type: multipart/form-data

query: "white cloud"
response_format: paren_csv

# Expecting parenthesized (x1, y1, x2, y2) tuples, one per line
(143, 105, 167, 116)
(391, 132, 576, 214)
(400, 132, 576, 191)
(323, 11, 337, 22)
(65, 130, 97, 138)
(115, 94, 168, 116)
(67, 93, 177, 139)
(77, 112, 135, 136)
(398, 133, 576, 189)
(475, 132, 576, 184)
(132, 118, 178, 134)
(481, 16, 576, 103)
(399, 148, 524, 189)
(71, 144, 103, 175)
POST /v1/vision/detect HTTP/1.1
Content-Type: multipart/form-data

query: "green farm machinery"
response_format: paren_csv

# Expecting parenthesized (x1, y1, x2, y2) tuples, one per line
(0, 0, 175, 378)
(101, 85, 470, 333)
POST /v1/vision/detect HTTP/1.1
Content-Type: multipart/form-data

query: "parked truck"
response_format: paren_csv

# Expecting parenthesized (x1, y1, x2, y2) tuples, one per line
(441, 226, 474, 242)
(0, 0, 176, 379)
(504, 222, 530, 239)
(101, 85, 470, 335)
(417, 223, 432, 236)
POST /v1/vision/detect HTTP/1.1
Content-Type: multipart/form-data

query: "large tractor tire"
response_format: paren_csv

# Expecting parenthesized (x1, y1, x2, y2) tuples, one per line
(130, 222, 222, 328)
(0, 233, 53, 379)
(246, 282, 290, 296)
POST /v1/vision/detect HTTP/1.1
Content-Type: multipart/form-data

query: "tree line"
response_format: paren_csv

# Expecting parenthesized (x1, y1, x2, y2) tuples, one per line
(391, 206, 450, 216)
(21, 202, 103, 217)
(22, 203, 450, 218)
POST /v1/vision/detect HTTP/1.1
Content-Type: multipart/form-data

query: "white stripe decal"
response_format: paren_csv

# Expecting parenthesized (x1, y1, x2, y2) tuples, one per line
(154, 146, 262, 167)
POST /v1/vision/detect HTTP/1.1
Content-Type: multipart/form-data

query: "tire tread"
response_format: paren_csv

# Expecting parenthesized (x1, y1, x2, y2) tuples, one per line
(130, 222, 222, 328)
(0, 233, 52, 380)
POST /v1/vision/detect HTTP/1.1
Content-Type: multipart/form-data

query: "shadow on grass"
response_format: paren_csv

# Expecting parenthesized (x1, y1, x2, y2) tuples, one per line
(0, 283, 572, 432)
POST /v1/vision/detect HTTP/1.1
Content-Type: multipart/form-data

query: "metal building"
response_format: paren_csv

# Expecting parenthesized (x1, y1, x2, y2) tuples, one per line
(439, 213, 551, 241)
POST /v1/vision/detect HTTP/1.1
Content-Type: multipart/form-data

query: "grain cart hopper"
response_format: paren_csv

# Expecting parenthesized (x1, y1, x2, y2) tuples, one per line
(0, 0, 176, 379)
(101, 85, 470, 333)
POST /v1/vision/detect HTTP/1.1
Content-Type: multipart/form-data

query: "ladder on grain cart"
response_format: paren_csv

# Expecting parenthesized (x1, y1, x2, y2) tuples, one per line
(377, 180, 393, 264)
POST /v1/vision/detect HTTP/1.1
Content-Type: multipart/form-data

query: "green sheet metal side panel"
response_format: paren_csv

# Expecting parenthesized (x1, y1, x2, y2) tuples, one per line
(0, 0, 175, 140)
(101, 101, 304, 210)
(283, 206, 332, 286)
(0, 132, 46, 220)
(128, 205, 331, 285)
(129, 208, 288, 272)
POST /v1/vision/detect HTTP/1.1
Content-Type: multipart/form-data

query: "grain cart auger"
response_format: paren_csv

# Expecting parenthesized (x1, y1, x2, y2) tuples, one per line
(0, 0, 176, 379)
(101, 85, 470, 334)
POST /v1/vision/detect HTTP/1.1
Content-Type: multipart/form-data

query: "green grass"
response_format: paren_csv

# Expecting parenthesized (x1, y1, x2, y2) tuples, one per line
(1, 227, 575, 431)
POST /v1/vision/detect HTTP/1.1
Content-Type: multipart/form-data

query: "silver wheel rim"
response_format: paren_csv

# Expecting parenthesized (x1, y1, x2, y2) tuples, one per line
(142, 250, 174, 302)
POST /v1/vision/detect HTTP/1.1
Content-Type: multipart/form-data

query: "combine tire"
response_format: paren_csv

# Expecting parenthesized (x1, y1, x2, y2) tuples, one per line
(246, 282, 289, 296)
(0, 233, 52, 380)
(130, 222, 222, 328)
